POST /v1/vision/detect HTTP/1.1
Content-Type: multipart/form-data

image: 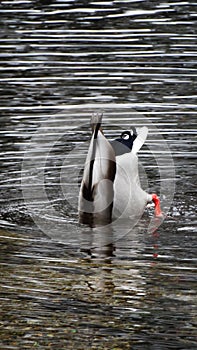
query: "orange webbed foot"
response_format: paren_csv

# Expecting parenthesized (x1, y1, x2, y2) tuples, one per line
(151, 194, 163, 218)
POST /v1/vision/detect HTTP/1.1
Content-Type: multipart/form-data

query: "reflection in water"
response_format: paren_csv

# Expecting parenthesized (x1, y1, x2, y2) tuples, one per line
(0, 223, 196, 349)
(0, 0, 196, 349)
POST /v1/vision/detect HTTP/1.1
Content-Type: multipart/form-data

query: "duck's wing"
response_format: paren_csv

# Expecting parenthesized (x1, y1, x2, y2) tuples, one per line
(131, 126, 148, 155)
(79, 113, 116, 225)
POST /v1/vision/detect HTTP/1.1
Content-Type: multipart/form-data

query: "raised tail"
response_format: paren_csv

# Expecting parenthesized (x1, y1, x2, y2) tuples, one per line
(79, 113, 116, 226)
(87, 113, 103, 197)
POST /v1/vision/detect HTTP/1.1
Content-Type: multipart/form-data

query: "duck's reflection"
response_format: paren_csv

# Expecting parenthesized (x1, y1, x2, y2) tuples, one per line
(80, 224, 115, 259)
(79, 214, 163, 257)
(78, 216, 161, 298)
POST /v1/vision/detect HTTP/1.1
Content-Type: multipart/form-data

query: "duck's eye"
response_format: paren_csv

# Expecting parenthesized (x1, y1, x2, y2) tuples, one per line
(122, 133, 130, 140)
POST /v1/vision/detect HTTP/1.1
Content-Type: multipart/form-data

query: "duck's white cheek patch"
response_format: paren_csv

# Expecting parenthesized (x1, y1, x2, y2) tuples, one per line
(122, 134, 130, 140)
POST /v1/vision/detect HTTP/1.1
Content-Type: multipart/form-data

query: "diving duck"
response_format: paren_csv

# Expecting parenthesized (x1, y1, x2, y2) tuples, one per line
(78, 113, 162, 226)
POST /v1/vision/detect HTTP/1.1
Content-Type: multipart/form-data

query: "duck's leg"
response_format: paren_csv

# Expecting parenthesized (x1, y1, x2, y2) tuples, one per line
(151, 194, 163, 217)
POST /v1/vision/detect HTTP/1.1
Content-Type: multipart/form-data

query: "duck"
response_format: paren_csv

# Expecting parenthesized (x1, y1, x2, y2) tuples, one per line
(78, 113, 162, 226)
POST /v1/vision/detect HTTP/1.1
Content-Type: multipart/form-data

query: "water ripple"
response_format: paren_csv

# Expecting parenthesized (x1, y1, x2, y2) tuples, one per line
(0, 1, 196, 349)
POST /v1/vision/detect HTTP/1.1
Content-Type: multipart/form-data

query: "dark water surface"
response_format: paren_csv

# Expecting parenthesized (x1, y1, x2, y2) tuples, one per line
(0, 1, 196, 349)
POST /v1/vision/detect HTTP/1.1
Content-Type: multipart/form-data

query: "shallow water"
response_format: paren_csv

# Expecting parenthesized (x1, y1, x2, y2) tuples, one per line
(0, 0, 197, 349)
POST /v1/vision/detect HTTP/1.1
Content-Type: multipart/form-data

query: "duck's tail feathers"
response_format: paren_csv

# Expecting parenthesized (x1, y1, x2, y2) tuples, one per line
(91, 112, 103, 136)
(132, 126, 148, 155)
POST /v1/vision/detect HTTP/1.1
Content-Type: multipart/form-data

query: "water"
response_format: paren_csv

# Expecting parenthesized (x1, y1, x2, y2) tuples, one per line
(0, 1, 196, 349)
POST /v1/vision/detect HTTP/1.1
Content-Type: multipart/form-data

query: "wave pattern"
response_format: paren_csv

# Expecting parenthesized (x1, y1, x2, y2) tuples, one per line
(0, 1, 196, 349)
